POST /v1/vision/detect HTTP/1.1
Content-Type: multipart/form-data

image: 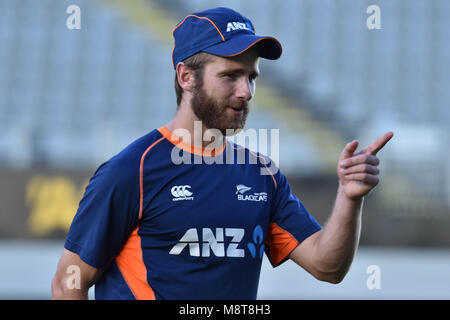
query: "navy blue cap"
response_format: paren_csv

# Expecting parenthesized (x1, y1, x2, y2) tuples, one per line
(172, 7, 282, 69)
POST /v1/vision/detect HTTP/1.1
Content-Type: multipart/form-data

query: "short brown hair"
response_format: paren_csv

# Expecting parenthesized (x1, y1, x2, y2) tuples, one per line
(174, 52, 214, 106)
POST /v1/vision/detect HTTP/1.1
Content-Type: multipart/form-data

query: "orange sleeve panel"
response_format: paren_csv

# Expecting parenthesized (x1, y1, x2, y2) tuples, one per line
(265, 222, 299, 267)
(116, 227, 155, 300)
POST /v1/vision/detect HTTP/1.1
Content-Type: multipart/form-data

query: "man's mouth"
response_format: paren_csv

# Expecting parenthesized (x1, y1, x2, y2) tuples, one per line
(227, 105, 245, 116)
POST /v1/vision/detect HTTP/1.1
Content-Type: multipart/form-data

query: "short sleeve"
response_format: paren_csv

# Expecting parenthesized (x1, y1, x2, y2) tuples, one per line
(64, 156, 140, 269)
(265, 169, 322, 267)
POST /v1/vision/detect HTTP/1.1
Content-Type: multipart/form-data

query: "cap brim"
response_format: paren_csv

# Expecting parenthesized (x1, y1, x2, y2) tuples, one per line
(202, 34, 282, 60)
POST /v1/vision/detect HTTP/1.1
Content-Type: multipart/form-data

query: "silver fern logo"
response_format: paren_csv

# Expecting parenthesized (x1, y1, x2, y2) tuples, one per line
(236, 184, 252, 195)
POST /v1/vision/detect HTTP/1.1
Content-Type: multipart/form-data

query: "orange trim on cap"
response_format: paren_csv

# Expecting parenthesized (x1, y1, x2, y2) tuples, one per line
(233, 146, 277, 189)
(116, 227, 155, 300)
(158, 126, 226, 157)
(139, 137, 165, 220)
(171, 45, 176, 69)
(265, 222, 299, 266)
(172, 14, 226, 42)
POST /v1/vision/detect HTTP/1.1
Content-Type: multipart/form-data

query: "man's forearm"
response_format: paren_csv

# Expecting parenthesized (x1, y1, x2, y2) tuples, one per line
(314, 184, 363, 281)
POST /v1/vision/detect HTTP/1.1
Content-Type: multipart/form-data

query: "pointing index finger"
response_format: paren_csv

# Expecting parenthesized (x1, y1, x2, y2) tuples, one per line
(367, 131, 394, 155)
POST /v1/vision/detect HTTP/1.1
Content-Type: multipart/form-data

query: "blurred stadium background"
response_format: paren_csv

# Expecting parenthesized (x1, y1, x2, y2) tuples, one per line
(0, 0, 449, 299)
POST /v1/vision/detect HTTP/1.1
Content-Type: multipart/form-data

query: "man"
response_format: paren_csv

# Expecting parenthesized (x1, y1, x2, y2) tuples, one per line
(52, 7, 393, 300)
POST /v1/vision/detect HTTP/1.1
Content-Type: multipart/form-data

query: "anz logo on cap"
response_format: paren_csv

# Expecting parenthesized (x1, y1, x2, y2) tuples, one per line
(226, 21, 253, 32)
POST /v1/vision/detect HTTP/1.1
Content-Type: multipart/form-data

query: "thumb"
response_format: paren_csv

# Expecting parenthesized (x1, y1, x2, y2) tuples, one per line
(339, 140, 359, 161)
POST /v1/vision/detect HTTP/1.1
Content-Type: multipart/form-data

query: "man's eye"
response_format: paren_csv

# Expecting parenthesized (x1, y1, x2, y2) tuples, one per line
(225, 74, 237, 79)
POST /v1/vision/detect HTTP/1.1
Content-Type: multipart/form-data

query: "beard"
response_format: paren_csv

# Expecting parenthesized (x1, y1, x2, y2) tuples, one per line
(190, 77, 249, 137)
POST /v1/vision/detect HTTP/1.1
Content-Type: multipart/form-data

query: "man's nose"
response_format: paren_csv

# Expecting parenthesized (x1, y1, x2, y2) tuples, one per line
(235, 77, 254, 102)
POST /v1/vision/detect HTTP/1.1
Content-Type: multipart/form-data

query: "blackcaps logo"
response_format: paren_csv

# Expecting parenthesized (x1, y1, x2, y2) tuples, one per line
(236, 184, 268, 202)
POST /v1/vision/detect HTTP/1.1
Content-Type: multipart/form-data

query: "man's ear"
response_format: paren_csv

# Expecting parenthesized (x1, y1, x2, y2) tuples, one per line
(176, 62, 195, 93)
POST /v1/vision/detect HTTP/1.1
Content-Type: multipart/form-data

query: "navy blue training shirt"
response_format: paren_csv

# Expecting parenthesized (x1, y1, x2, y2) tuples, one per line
(64, 126, 322, 299)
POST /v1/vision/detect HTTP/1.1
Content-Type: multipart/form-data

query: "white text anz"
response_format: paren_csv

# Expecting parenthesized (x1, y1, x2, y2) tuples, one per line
(169, 228, 245, 257)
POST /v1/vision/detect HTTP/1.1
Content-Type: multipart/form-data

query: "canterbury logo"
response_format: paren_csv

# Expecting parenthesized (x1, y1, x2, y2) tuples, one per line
(171, 185, 194, 201)
(226, 21, 251, 32)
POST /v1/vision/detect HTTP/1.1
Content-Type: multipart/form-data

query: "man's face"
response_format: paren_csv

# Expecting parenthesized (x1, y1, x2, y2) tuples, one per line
(190, 50, 260, 136)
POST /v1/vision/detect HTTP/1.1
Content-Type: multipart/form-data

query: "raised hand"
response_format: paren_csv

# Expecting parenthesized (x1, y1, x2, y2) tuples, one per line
(338, 132, 394, 200)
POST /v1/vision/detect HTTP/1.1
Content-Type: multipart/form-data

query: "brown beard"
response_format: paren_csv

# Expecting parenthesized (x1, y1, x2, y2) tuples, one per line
(190, 72, 249, 136)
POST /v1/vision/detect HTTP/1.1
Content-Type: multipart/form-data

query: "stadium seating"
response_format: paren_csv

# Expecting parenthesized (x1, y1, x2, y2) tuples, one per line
(0, 0, 448, 214)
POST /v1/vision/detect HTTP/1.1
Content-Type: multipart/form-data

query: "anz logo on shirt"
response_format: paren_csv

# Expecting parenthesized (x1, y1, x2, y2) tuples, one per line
(169, 225, 265, 259)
